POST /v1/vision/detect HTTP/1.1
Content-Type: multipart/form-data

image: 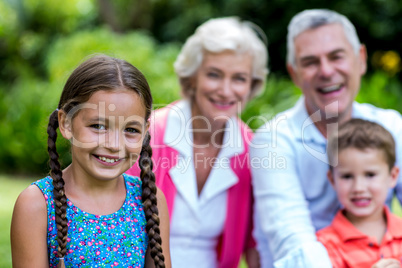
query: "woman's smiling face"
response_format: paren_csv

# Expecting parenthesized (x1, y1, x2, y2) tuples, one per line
(191, 50, 253, 125)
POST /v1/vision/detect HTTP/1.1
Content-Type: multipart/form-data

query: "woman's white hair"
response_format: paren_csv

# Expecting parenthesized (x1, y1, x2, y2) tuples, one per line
(287, 9, 361, 68)
(174, 17, 269, 99)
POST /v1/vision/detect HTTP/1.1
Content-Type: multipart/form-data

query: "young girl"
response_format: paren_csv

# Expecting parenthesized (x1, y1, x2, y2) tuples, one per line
(10, 55, 171, 268)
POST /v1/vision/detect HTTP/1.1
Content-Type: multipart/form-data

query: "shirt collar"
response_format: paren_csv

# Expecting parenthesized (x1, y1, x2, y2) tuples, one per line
(164, 99, 245, 158)
(289, 97, 371, 145)
(383, 206, 402, 240)
(288, 96, 326, 145)
(332, 206, 402, 243)
(332, 210, 367, 242)
(166, 100, 242, 213)
(164, 100, 193, 157)
(351, 101, 371, 119)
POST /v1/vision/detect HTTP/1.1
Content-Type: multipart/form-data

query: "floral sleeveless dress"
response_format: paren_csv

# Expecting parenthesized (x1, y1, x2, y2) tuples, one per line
(33, 173, 148, 268)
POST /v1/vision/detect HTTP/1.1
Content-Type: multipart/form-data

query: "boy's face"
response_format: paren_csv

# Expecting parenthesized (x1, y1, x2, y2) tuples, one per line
(328, 148, 399, 223)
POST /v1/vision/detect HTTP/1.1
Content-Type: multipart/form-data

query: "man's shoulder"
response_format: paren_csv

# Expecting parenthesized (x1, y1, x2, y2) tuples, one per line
(353, 102, 402, 131)
(252, 102, 305, 147)
(354, 102, 401, 120)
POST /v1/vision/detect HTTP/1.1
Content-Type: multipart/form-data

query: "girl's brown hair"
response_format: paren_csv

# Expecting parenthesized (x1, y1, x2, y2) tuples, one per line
(47, 55, 165, 267)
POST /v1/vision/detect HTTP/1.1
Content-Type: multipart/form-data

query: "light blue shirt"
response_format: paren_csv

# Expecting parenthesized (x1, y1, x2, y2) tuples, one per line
(250, 97, 402, 268)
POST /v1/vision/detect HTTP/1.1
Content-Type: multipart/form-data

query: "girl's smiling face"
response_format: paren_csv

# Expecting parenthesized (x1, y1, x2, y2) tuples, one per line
(59, 89, 149, 182)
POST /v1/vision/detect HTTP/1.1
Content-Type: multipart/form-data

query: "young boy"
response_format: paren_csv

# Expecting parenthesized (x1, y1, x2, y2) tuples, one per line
(317, 119, 402, 268)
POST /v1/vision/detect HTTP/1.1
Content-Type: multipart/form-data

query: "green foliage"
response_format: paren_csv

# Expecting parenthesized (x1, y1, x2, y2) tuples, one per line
(0, 1, 18, 38)
(0, 77, 67, 174)
(112, 0, 402, 75)
(3, 0, 402, 77)
(45, 27, 181, 105)
(0, 0, 98, 82)
(23, 0, 96, 33)
(241, 74, 301, 131)
(357, 71, 402, 113)
(1, 0, 402, 176)
(0, 28, 180, 174)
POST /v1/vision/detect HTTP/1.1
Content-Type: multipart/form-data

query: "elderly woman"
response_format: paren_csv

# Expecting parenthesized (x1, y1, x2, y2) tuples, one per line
(128, 17, 268, 268)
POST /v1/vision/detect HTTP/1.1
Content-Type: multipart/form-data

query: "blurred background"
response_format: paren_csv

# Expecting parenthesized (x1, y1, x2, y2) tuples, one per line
(1, 0, 402, 266)
(1, 0, 402, 175)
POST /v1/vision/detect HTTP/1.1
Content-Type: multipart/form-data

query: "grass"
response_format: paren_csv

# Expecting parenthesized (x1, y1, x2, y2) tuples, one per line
(0, 175, 37, 268)
(1, 174, 401, 268)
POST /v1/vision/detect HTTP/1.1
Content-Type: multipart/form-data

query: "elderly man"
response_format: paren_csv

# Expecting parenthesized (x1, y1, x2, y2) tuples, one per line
(251, 9, 402, 268)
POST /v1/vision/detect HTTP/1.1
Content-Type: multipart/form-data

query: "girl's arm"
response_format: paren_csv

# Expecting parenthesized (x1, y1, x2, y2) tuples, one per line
(145, 188, 171, 268)
(11, 185, 49, 268)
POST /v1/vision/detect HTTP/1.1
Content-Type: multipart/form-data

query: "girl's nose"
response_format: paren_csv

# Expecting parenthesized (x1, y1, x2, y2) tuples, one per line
(105, 130, 121, 152)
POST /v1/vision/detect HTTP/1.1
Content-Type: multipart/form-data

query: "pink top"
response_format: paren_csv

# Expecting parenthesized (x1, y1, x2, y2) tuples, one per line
(127, 102, 255, 268)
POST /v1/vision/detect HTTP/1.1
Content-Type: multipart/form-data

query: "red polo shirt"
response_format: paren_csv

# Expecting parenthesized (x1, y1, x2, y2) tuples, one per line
(317, 207, 402, 268)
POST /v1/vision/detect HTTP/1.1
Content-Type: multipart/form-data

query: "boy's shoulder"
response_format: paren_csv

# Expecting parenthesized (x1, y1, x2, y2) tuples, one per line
(355, 102, 402, 130)
(385, 207, 402, 236)
(316, 223, 340, 245)
(316, 210, 354, 245)
(318, 207, 402, 243)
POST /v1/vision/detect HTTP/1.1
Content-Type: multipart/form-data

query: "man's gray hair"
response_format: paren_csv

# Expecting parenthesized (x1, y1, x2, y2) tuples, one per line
(287, 9, 361, 68)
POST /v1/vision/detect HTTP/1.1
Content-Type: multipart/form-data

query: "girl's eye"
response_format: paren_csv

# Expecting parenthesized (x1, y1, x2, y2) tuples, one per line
(91, 124, 106, 130)
(125, 127, 140, 134)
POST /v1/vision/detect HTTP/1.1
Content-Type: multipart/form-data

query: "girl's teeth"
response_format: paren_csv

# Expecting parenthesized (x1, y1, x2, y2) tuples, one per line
(99, 156, 118, 163)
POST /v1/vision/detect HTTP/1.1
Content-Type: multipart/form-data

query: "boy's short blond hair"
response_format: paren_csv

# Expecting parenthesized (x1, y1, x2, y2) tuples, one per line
(328, 119, 396, 169)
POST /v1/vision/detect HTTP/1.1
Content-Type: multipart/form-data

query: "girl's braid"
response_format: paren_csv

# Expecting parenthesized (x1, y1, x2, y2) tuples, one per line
(47, 109, 68, 267)
(139, 132, 165, 268)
